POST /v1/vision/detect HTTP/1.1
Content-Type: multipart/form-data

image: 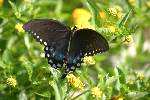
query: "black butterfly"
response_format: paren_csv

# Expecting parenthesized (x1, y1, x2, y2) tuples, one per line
(23, 19, 109, 78)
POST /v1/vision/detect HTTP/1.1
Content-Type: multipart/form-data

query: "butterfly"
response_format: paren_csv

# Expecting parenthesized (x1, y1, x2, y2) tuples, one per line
(23, 19, 109, 78)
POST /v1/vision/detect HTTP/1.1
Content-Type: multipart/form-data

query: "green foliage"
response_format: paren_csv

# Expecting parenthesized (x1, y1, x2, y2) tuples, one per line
(0, 0, 150, 100)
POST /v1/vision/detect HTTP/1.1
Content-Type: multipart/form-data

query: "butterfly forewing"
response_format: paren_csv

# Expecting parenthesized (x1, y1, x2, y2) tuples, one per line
(23, 19, 71, 69)
(23, 19, 71, 46)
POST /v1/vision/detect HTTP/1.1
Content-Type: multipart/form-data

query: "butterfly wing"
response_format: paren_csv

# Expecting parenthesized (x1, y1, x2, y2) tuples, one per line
(23, 19, 71, 69)
(66, 29, 109, 70)
(23, 19, 71, 46)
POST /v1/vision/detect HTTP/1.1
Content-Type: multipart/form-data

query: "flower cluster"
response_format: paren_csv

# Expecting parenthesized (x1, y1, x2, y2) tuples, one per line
(6, 76, 17, 87)
(83, 56, 95, 65)
(15, 23, 25, 32)
(72, 8, 91, 23)
(67, 74, 84, 90)
(146, 0, 150, 8)
(128, 0, 136, 6)
(108, 6, 124, 18)
(137, 72, 144, 80)
(0, 0, 3, 8)
(122, 35, 133, 44)
(107, 25, 116, 33)
(127, 80, 134, 85)
(72, 8, 94, 29)
(108, 7, 118, 17)
(111, 95, 124, 100)
(91, 87, 103, 98)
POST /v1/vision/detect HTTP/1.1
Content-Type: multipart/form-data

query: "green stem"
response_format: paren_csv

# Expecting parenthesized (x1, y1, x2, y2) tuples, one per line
(70, 89, 90, 100)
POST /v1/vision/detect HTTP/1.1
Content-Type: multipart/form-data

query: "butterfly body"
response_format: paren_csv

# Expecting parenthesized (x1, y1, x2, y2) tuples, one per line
(23, 19, 109, 78)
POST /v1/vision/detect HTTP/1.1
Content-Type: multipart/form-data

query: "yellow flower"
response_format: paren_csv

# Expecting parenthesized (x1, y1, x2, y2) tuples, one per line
(91, 87, 102, 98)
(114, 5, 124, 18)
(114, 5, 123, 12)
(15, 23, 25, 32)
(99, 11, 107, 19)
(72, 8, 91, 24)
(107, 25, 116, 33)
(6, 76, 17, 87)
(118, 97, 124, 100)
(108, 6, 124, 18)
(122, 35, 133, 44)
(137, 72, 144, 80)
(128, 80, 134, 85)
(111, 96, 124, 100)
(83, 56, 95, 65)
(72, 8, 95, 29)
(128, 0, 136, 6)
(146, 0, 150, 8)
(0, 0, 3, 8)
(67, 74, 84, 90)
(108, 7, 118, 17)
(75, 21, 95, 30)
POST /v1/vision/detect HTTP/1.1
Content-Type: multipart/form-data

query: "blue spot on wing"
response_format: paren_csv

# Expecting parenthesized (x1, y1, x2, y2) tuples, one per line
(44, 46, 65, 68)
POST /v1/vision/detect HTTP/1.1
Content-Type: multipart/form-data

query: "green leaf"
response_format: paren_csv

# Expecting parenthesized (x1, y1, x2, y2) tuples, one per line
(50, 80, 62, 100)
(86, 0, 100, 26)
(24, 34, 31, 49)
(34, 91, 51, 98)
(61, 82, 68, 100)
(114, 67, 121, 91)
(0, 84, 7, 92)
(8, 0, 21, 18)
(48, 67, 60, 81)
(2, 49, 13, 65)
(98, 27, 110, 34)
(126, 91, 149, 100)
(105, 76, 118, 86)
(0, 39, 6, 51)
(117, 67, 126, 83)
(6, 36, 17, 50)
(86, 0, 99, 13)
(118, 10, 132, 28)
(135, 31, 144, 53)
(114, 67, 119, 76)
(20, 56, 33, 81)
(101, 93, 106, 100)
(54, 0, 63, 15)
(19, 90, 27, 100)
(0, 60, 6, 70)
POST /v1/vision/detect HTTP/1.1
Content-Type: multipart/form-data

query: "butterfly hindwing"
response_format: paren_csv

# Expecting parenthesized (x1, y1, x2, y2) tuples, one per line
(44, 46, 64, 69)
(66, 29, 109, 70)
(69, 29, 109, 56)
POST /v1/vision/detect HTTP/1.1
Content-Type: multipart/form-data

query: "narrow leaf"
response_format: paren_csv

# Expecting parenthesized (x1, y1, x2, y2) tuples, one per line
(118, 10, 132, 28)
(34, 91, 51, 98)
(20, 56, 33, 81)
(8, 0, 21, 18)
(127, 91, 149, 100)
(86, 0, 100, 26)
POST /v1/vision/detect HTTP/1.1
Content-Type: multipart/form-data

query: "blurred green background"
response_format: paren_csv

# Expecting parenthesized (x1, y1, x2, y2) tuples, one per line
(0, 0, 150, 100)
